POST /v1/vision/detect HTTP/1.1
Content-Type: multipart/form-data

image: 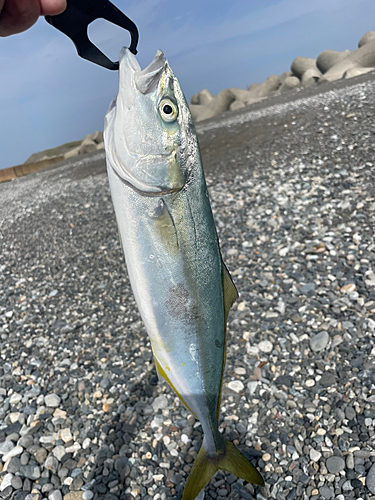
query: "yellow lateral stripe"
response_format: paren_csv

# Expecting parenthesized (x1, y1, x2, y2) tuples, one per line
(153, 357, 197, 418)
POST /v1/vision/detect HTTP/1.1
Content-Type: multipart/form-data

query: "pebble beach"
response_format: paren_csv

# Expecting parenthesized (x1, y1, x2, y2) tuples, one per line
(1, 73, 375, 500)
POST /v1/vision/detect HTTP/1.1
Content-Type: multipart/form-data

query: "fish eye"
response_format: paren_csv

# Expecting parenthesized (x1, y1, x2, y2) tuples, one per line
(159, 99, 178, 122)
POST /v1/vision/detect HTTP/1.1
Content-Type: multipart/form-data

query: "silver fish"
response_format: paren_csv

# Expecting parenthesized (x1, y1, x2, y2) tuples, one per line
(104, 48, 264, 499)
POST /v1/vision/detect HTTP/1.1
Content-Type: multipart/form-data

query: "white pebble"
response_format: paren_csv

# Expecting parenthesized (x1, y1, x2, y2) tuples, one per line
(310, 449, 322, 462)
(82, 438, 91, 449)
(305, 379, 315, 387)
(44, 394, 61, 407)
(2, 445, 23, 463)
(59, 428, 73, 443)
(234, 367, 246, 375)
(0, 474, 13, 492)
(258, 340, 273, 353)
(9, 393, 22, 405)
(228, 380, 244, 393)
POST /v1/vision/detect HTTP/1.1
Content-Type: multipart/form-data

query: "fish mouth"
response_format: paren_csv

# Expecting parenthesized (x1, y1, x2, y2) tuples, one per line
(119, 48, 166, 94)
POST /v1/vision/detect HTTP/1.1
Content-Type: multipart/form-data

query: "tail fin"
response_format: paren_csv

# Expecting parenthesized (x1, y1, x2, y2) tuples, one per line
(182, 440, 264, 500)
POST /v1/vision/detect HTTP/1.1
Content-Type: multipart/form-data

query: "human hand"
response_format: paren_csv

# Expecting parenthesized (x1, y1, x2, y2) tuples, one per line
(0, 0, 66, 36)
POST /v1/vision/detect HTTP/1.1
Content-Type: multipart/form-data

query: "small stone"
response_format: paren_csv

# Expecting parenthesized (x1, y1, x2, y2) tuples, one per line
(45, 455, 59, 474)
(310, 449, 322, 462)
(345, 406, 356, 420)
(59, 429, 73, 443)
(341, 283, 356, 293)
(19, 464, 41, 480)
(82, 438, 91, 450)
(6, 458, 21, 474)
(18, 436, 33, 449)
(305, 379, 315, 387)
(367, 463, 375, 493)
(319, 486, 334, 499)
(309, 331, 329, 352)
(151, 395, 168, 412)
(44, 394, 61, 408)
(34, 447, 48, 464)
(0, 442, 15, 456)
(2, 445, 23, 462)
(234, 367, 246, 375)
(227, 380, 244, 393)
(326, 456, 345, 473)
(9, 393, 22, 405)
(11, 476, 23, 490)
(262, 453, 271, 461)
(0, 474, 13, 492)
(52, 446, 66, 461)
(82, 493, 93, 500)
(63, 493, 83, 500)
(258, 340, 273, 353)
(49, 491, 62, 500)
(247, 381, 258, 396)
(346, 454, 354, 469)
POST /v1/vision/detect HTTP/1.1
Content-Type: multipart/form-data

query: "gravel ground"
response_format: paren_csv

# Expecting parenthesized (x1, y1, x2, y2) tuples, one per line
(1, 74, 375, 500)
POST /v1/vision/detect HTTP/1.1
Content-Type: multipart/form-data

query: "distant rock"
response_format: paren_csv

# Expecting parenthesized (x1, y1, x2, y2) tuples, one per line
(358, 31, 375, 48)
(189, 89, 235, 122)
(62, 131, 104, 160)
(255, 74, 280, 98)
(247, 82, 260, 93)
(279, 71, 293, 85)
(229, 100, 246, 111)
(79, 139, 97, 155)
(321, 39, 375, 82)
(279, 76, 300, 92)
(190, 89, 214, 105)
(25, 140, 81, 164)
(291, 56, 317, 79)
(344, 67, 375, 78)
(301, 67, 321, 88)
(316, 49, 351, 74)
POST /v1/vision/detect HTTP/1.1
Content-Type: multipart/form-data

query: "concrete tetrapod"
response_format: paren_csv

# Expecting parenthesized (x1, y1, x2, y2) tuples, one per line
(279, 71, 293, 85)
(291, 57, 317, 79)
(190, 89, 214, 105)
(189, 89, 235, 122)
(322, 39, 375, 82)
(316, 49, 351, 74)
(358, 31, 375, 48)
(278, 76, 300, 93)
(301, 68, 322, 88)
(254, 74, 280, 98)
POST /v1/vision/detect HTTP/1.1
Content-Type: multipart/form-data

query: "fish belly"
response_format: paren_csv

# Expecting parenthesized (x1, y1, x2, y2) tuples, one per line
(107, 164, 225, 428)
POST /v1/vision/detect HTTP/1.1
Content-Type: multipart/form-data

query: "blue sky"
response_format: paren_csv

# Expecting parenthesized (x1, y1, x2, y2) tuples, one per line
(1, 0, 375, 169)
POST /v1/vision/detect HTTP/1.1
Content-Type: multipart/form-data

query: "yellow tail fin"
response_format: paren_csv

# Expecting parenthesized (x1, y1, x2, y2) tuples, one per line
(182, 440, 264, 500)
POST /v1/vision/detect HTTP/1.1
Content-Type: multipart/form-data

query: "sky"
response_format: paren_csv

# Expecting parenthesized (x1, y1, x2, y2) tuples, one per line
(1, 0, 375, 169)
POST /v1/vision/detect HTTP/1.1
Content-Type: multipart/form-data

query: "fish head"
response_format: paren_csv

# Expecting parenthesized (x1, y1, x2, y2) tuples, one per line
(104, 48, 197, 195)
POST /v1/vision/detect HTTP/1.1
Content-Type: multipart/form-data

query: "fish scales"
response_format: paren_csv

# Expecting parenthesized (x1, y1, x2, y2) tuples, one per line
(104, 47, 264, 499)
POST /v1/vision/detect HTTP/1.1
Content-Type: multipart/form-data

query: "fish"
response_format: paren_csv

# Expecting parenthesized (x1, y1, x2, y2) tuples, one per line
(103, 47, 264, 499)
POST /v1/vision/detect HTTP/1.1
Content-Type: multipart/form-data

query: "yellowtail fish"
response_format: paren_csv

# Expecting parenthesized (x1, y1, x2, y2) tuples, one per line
(103, 47, 264, 499)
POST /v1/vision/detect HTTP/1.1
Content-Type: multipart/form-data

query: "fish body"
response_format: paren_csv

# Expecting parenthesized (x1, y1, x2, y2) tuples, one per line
(104, 48, 263, 498)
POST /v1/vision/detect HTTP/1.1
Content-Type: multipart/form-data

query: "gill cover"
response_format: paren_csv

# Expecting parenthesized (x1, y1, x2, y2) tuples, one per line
(104, 48, 188, 195)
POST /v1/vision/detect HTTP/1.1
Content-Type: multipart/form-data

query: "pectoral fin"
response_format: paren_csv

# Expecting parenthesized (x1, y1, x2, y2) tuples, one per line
(151, 199, 179, 256)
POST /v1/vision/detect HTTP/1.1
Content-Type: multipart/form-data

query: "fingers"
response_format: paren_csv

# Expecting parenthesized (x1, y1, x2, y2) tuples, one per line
(0, 0, 40, 36)
(39, 0, 66, 16)
(0, 0, 66, 37)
